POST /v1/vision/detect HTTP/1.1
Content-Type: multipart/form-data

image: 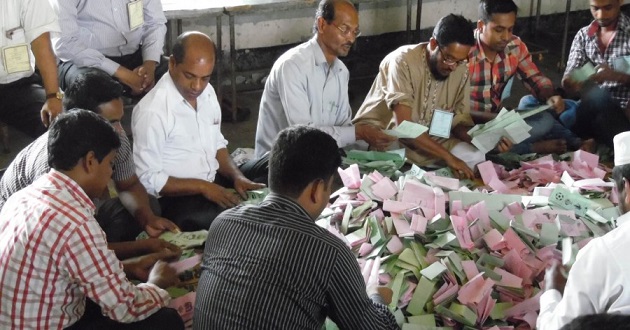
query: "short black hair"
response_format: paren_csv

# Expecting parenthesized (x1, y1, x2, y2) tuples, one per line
(268, 126, 341, 198)
(48, 109, 121, 171)
(432, 14, 475, 47)
(560, 314, 630, 330)
(63, 70, 123, 113)
(479, 0, 519, 23)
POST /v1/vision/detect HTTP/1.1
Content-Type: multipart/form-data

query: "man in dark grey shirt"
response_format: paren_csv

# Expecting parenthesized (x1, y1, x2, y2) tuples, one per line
(194, 125, 399, 329)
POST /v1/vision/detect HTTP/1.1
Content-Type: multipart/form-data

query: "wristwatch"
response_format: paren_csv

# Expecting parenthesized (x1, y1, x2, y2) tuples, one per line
(46, 91, 64, 100)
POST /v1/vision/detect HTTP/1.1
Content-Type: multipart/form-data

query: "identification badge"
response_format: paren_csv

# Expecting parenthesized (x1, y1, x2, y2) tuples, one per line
(428, 109, 453, 139)
(128, 0, 144, 30)
(2, 43, 31, 74)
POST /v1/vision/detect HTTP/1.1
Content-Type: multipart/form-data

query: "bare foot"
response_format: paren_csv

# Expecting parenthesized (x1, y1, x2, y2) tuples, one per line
(580, 138, 597, 153)
(531, 139, 567, 154)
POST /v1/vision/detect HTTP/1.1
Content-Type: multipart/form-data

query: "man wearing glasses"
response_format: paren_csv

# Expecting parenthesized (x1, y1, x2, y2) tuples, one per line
(353, 14, 501, 178)
(469, 0, 584, 154)
(254, 0, 395, 158)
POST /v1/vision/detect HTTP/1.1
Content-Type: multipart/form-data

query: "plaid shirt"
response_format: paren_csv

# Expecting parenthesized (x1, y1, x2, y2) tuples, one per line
(469, 32, 554, 113)
(565, 13, 630, 108)
(0, 170, 169, 329)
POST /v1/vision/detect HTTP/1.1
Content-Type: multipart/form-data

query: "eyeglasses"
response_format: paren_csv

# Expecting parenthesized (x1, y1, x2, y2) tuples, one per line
(330, 22, 361, 38)
(438, 47, 468, 66)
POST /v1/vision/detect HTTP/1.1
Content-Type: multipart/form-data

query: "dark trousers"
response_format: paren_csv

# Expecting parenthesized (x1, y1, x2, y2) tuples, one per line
(58, 48, 169, 95)
(573, 86, 630, 149)
(0, 74, 47, 138)
(159, 155, 269, 231)
(95, 196, 162, 242)
(65, 299, 184, 330)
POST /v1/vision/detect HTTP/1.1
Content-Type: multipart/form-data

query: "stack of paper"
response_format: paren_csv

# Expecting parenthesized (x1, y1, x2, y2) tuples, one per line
(321, 150, 617, 329)
(467, 108, 532, 153)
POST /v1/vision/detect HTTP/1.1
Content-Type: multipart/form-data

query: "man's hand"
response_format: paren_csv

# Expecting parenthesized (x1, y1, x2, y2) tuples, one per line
(445, 154, 474, 180)
(364, 257, 393, 305)
(40, 98, 62, 127)
(201, 182, 242, 208)
(147, 259, 180, 289)
(232, 176, 266, 200)
(115, 67, 145, 95)
(355, 123, 397, 151)
(124, 249, 181, 282)
(134, 61, 157, 92)
(592, 63, 627, 84)
(142, 238, 181, 254)
(544, 260, 568, 295)
(495, 137, 513, 153)
(144, 215, 180, 238)
(547, 95, 565, 115)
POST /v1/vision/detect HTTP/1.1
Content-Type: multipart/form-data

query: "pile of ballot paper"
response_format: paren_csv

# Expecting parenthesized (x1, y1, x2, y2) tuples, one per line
(321, 150, 616, 329)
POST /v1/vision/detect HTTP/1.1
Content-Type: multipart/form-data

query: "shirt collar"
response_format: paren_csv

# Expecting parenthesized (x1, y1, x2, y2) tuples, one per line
(310, 36, 343, 73)
(262, 192, 313, 221)
(47, 169, 96, 211)
(587, 13, 630, 37)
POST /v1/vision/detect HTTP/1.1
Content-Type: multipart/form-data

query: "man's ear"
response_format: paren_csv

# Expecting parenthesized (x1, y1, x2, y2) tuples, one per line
(624, 179, 630, 204)
(428, 37, 438, 51)
(477, 19, 485, 32)
(309, 179, 324, 204)
(168, 55, 176, 71)
(81, 151, 97, 174)
(316, 17, 326, 35)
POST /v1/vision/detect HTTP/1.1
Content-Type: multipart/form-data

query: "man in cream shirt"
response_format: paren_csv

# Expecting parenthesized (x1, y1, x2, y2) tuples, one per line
(538, 131, 630, 329)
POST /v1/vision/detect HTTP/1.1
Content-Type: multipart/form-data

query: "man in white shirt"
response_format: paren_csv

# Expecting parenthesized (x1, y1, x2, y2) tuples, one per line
(537, 131, 630, 330)
(132, 31, 267, 231)
(254, 0, 395, 158)
(0, 0, 63, 137)
(52, 0, 167, 96)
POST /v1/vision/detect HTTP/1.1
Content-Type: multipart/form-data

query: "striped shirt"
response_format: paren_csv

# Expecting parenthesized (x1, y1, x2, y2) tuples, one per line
(0, 122, 134, 210)
(0, 170, 170, 329)
(193, 193, 399, 330)
(469, 32, 554, 113)
(564, 14, 630, 109)
(52, 0, 167, 76)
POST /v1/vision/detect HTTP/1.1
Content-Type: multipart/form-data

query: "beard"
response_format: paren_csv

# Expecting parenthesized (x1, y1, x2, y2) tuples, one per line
(428, 50, 449, 81)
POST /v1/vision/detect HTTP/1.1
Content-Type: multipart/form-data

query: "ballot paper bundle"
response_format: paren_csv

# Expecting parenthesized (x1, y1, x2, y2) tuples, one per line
(467, 108, 544, 154)
(342, 149, 406, 177)
(321, 150, 616, 329)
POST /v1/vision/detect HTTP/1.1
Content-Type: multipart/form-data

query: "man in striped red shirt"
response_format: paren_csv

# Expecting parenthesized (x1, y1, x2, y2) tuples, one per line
(0, 110, 183, 329)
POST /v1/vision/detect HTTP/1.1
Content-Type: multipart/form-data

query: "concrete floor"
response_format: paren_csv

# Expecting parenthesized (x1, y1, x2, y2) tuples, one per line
(0, 32, 568, 168)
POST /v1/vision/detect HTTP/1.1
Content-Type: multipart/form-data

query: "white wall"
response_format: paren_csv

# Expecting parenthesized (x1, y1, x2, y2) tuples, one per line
(177, 0, 590, 51)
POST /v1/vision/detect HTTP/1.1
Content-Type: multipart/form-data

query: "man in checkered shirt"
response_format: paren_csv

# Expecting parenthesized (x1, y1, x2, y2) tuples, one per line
(561, 0, 630, 149)
(0, 110, 183, 329)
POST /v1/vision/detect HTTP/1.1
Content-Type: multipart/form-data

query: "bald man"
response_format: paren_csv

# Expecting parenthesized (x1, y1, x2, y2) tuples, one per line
(132, 32, 267, 231)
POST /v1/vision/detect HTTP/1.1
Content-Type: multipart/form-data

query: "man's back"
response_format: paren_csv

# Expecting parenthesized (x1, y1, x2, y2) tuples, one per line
(194, 194, 396, 329)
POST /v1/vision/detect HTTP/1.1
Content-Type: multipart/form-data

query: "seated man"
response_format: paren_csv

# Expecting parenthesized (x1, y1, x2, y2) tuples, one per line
(561, 0, 630, 149)
(194, 126, 399, 329)
(254, 0, 395, 158)
(537, 131, 630, 330)
(0, 110, 183, 329)
(354, 14, 509, 179)
(0, 70, 179, 260)
(52, 0, 168, 96)
(132, 31, 267, 231)
(469, 0, 582, 154)
(0, 0, 62, 137)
